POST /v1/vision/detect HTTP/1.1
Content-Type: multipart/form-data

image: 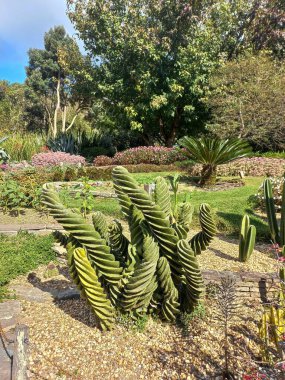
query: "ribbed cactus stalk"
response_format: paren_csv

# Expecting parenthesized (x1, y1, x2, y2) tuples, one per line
(157, 257, 180, 321)
(189, 204, 216, 255)
(264, 178, 283, 245)
(177, 239, 204, 311)
(112, 166, 181, 275)
(239, 215, 256, 262)
(121, 236, 159, 311)
(42, 166, 210, 330)
(73, 248, 115, 331)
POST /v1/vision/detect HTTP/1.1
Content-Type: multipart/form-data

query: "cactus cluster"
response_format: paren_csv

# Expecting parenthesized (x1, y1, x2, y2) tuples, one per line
(264, 178, 285, 246)
(238, 215, 256, 262)
(42, 166, 216, 330)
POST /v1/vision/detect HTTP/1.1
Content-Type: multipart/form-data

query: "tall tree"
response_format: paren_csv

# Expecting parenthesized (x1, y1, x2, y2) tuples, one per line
(25, 26, 93, 137)
(0, 81, 26, 135)
(67, 0, 223, 146)
(205, 53, 285, 151)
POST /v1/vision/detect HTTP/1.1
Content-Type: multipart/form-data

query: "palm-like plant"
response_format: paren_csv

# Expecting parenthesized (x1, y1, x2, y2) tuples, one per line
(179, 136, 252, 186)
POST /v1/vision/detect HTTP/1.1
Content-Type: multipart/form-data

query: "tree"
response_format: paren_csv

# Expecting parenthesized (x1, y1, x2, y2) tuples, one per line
(205, 53, 285, 151)
(0, 81, 26, 135)
(67, 0, 225, 146)
(25, 26, 94, 137)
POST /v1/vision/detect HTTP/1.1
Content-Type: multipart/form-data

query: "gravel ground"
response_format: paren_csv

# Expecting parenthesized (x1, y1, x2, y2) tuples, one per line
(21, 297, 268, 380)
(6, 231, 280, 380)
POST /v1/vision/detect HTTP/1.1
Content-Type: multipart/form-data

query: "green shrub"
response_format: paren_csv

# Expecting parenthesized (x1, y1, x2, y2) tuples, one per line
(1, 133, 44, 162)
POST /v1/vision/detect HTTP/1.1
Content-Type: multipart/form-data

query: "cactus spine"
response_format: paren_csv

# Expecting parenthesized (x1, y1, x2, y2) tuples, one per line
(239, 215, 256, 262)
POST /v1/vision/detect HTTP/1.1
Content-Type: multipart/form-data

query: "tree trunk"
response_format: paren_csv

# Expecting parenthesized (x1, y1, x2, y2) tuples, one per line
(200, 165, 217, 186)
(53, 76, 61, 138)
(62, 105, 67, 133)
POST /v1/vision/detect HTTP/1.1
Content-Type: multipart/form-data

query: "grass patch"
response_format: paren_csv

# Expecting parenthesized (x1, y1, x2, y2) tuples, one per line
(60, 173, 269, 240)
(0, 232, 55, 300)
(179, 177, 268, 239)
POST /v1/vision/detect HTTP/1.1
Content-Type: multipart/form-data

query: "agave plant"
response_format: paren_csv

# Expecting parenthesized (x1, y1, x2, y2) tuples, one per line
(179, 136, 252, 186)
(47, 133, 80, 154)
(42, 166, 216, 330)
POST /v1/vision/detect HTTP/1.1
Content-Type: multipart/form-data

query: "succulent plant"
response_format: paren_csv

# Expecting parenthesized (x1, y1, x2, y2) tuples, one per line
(42, 166, 216, 330)
(264, 178, 285, 245)
(238, 214, 256, 262)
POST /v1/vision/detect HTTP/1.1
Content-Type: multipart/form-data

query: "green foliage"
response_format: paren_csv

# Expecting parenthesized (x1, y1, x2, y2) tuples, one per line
(1, 133, 44, 162)
(74, 176, 96, 218)
(206, 54, 285, 152)
(239, 214, 256, 262)
(179, 136, 252, 185)
(67, 0, 223, 145)
(42, 166, 215, 330)
(0, 232, 55, 289)
(263, 178, 285, 245)
(26, 26, 93, 137)
(0, 179, 29, 215)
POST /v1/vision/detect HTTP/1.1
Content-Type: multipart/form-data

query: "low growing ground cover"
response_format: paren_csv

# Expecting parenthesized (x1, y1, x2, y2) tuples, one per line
(0, 232, 55, 300)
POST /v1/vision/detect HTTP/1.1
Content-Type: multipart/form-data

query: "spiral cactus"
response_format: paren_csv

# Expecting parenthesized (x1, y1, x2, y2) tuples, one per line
(92, 211, 109, 240)
(42, 166, 211, 330)
(154, 177, 172, 218)
(189, 204, 216, 255)
(112, 166, 181, 274)
(42, 184, 123, 285)
(177, 239, 204, 311)
(121, 236, 159, 311)
(157, 257, 180, 321)
(73, 248, 115, 331)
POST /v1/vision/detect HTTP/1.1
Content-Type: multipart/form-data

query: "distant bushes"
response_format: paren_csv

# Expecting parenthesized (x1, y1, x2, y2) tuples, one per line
(181, 157, 285, 177)
(94, 146, 186, 166)
(32, 152, 86, 167)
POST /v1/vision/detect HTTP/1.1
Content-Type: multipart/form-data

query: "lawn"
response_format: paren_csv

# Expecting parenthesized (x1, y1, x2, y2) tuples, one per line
(59, 173, 269, 240)
(0, 232, 55, 300)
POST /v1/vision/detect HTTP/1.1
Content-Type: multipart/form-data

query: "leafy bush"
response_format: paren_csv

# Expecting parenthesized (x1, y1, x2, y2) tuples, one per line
(0, 232, 55, 288)
(80, 146, 110, 161)
(32, 152, 86, 167)
(0, 179, 28, 214)
(93, 146, 185, 166)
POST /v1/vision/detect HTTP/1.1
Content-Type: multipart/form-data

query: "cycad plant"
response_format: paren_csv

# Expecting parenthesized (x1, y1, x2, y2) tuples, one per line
(42, 166, 216, 330)
(179, 136, 252, 186)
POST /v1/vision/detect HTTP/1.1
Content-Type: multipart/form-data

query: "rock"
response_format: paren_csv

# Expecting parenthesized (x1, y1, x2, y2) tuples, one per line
(0, 300, 22, 330)
(10, 285, 54, 303)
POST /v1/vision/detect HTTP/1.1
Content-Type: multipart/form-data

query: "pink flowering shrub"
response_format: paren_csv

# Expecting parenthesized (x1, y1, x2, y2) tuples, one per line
(93, 155, 114, 167)
(32, 152, 86, 167)
(93, 146, 186, 166)
(217, 157, 285, 177)
(254, 176, 284, 211)
(184, 157, 285, 177)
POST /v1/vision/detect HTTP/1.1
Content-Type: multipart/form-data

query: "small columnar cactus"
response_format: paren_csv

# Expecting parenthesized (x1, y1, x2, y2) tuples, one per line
(239, 214, 256, 262)
(264, 178, 285, 245)
(42, 166, 217, 330)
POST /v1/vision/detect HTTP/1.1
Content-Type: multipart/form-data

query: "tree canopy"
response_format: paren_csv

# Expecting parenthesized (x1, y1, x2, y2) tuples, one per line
(25, 26, 94, 137)
(67, 0, 285, 146)
(205, 54, 285, 151)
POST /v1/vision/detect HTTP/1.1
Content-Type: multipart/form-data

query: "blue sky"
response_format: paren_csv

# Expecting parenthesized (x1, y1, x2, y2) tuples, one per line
(0, 0, 78, 83)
